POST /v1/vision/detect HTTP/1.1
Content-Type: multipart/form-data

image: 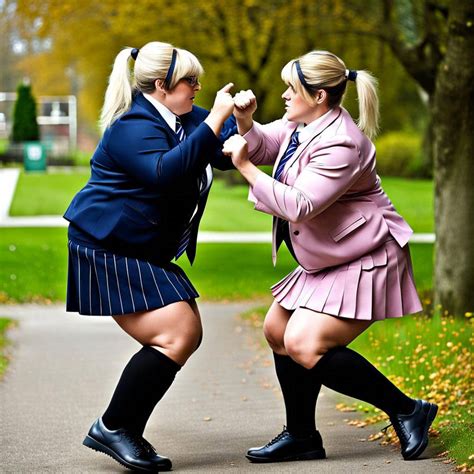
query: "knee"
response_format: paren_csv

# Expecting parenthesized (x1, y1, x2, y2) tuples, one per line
(150, 320, 202, 365)
(263, 319, 285, 352)
(284, 333, 328, 369)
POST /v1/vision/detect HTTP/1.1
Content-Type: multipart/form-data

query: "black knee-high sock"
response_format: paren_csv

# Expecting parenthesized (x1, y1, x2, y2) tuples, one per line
(274, 352, 321, 437)
(102, 346, 181, 436)
(313, 347, 415, 417)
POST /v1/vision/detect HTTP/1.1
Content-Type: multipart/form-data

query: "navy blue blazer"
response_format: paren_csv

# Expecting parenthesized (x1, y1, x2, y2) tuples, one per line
(64, 92, 235, 265)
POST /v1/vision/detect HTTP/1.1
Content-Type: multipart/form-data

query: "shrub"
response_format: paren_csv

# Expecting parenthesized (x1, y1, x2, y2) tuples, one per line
(11, 82, 39, 143)
(375, 131, 429, 178)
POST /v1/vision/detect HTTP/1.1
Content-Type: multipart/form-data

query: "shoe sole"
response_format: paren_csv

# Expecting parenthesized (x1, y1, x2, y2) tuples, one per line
(246, 448, 326, 463)
(403, 403, 438, 461)
(83, 435, 171, 472)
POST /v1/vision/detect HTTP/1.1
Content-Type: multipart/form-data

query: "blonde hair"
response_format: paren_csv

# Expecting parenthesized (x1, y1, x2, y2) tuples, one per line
(281, 50, 380, 139)
(100, 41, 204, 132)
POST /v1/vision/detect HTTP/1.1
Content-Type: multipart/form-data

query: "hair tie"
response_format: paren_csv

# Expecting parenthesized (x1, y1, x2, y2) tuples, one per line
(345, 69, 357, 81)
(295, 60, 313, 92)
(131, 48, 139, 60)
(164, 49, 177, 89)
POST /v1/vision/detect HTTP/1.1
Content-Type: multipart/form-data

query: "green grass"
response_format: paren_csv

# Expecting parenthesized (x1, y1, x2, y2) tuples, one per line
(0, 227, 433, 303)
(0, 317, 15, 378)
(9, 172, 433, 233)
(380, 177, 434, 232)
(0, 138, 8, 155)
(0, 228, 69, 302)
(9, 170, 90, 216)
(200, 180, 271, 231)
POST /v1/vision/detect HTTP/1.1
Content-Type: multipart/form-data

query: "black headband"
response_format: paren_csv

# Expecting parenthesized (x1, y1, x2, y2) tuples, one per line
(131, 48, 139, 60)
(164, 49, 177, 89)
(295, 60, 313, 92)
(295, 60, 347, 96)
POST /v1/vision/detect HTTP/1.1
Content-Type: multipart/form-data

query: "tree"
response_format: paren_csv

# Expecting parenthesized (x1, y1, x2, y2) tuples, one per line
(11, 82, 39, 143)
(340, 0, 474, 316)
(13, 0, 424, 129)
(431, 1, 474, 317)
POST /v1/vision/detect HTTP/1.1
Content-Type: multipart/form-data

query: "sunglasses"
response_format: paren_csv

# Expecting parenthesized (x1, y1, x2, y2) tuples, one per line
(182, 76, 200, 87)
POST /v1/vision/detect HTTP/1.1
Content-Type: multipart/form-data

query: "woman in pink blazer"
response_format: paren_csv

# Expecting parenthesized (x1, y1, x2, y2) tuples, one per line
(223, 50, 437, 463)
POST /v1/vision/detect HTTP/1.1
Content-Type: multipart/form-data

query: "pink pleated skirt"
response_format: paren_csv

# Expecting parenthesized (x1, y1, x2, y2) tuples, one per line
(272, 240, 422, 320)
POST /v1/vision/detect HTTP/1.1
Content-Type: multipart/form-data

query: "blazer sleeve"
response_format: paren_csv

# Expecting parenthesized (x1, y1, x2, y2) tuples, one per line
(250, 135, 362, 223)
(243, 119, 288, 166)
(106, 116, 221, 188)
(209, 115, 237, 171)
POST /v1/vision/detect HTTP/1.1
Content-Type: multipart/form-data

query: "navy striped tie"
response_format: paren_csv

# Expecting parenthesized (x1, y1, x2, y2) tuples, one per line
(175, 116, 186, 142)
(175, 116, 192, 259)
(275, 131, 299, 182)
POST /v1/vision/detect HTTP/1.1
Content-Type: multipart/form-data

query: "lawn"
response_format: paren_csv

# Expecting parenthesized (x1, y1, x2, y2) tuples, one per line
(9, 171, 433, 233)
(0, 227, 433, 303)
(0, 317, 15, 378)
(9, 168, 90, 217)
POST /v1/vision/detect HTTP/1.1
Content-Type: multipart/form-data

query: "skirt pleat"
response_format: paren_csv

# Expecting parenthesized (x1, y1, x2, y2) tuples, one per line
(271, 240, 422, 321)
(67, 240, 199, 316)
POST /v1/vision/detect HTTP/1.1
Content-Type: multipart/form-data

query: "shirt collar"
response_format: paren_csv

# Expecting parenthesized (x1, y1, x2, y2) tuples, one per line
(297, 108, 333, 143)
(143, 93, 177, 131)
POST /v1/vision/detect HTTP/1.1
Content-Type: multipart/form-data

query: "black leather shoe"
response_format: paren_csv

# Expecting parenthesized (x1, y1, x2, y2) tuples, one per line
(246, 427, 326, 463)
(390, 399, 438, 460)
(83, 418, 172, 472)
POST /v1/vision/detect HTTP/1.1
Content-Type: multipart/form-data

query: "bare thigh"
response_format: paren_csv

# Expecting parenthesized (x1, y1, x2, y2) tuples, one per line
(113, 300, 202, 366)
(262, 300, 293, 354)
(284, 308, 372, 369)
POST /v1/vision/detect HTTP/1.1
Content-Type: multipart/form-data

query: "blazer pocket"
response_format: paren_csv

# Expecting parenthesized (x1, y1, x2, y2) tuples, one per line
(108, 203, 161, 247)
(330, 214, 367, 242)
(122, 203, 160, 226)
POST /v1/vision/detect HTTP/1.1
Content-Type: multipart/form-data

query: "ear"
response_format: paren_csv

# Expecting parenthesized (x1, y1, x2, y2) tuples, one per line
(155, 79, 166, 94)
(316, 89, 327, 105)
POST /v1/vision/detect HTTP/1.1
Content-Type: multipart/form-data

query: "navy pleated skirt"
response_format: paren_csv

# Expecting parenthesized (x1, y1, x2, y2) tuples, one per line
(66, 240, 199, 316)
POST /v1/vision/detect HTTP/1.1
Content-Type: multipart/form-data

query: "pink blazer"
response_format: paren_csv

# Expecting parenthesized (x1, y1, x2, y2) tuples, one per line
(245, 106, 413, 272)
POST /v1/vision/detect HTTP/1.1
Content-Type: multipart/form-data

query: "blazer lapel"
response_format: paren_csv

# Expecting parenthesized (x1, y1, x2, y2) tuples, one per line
(277, 107, 342, 182)
(271, 107, 342, 265)
(134, 92, 179, 146)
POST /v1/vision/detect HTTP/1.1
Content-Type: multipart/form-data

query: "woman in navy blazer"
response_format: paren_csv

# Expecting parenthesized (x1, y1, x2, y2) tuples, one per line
(65, 41, 235, 472)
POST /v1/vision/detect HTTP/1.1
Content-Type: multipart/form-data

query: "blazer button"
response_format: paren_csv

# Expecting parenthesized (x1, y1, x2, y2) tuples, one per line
(293, 230, 300, 236)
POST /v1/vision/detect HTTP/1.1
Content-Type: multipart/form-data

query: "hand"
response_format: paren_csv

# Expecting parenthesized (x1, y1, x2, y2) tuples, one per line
(222, 134, 249, 169)
(210, 83, 235, 122)
(233, 89, 257, 120)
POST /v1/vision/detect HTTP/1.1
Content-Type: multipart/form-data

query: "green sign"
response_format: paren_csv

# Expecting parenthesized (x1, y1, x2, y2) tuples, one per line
(23, 142, 46, 172)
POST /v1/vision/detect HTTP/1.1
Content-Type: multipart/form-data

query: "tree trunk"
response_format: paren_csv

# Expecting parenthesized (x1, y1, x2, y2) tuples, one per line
(432, 1, 474, 316)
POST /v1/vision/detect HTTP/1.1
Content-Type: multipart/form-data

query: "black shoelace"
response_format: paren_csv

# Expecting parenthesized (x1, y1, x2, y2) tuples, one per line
(123, 432, 148, 457)
(383, 419, 410, 443)
(140, 437, 157, 455)
(266, 427, 289, 447)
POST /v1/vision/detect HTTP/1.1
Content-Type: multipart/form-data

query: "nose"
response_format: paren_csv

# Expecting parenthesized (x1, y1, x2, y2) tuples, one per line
(282, 87, 290, 100)
(194, 82, 201, 92)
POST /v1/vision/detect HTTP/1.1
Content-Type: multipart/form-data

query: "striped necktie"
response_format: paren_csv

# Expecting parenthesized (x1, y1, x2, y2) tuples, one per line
(275, 131, 299, 182)
(174, 115, 191, 259)
(175, 116, 186, 142)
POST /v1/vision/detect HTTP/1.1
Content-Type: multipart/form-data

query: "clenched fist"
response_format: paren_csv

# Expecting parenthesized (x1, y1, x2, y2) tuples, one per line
(222, 134, 249, 169)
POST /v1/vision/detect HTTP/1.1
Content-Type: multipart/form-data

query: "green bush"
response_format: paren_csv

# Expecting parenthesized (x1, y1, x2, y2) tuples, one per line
(375, 131, 429, 178)
(11, 82, 39, 143)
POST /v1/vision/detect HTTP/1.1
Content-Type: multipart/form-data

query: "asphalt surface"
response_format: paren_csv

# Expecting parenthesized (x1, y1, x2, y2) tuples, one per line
(0, 303, 450, 473)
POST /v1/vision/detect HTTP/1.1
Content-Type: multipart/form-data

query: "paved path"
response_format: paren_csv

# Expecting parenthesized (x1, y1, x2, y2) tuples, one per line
(0, 303, 449, 473)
